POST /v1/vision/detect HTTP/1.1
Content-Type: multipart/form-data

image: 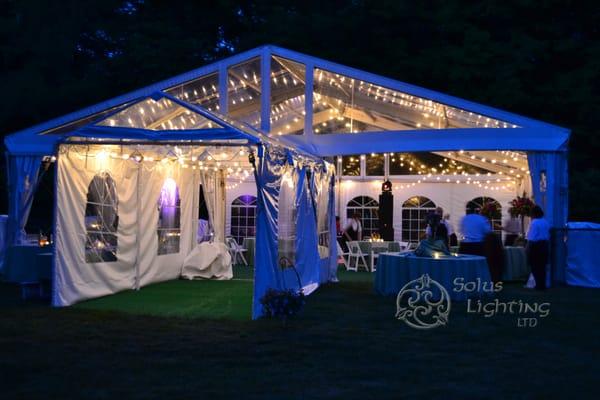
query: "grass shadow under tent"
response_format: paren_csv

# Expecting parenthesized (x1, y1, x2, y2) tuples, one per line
(75, 265, 254, 320)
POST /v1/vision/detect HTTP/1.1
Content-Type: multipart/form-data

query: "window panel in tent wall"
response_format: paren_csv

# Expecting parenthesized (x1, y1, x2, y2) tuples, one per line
(342, 155, 361, 176)
(401, 196, 436, 243)
(230, 195, 257, 245)
(366, 153, 384, 176)
(85, 172, 118, 263)
(157, 178, 181, 255)
(346, 196, 379, 238)
(312, 68, 517, 135)
(227, 57, 261, 127)
(270, 56, 306, 135)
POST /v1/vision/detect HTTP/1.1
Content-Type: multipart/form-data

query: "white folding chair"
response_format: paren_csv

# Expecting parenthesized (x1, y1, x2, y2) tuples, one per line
(226, 237, 248, 266)
(336, 241, 350, 270)
(347, 241, 369, 272)
(370, 251, 379, 273)
(398, 241, 410, 251)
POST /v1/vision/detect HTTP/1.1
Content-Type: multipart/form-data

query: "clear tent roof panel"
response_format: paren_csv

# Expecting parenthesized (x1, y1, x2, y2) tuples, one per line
(95, 97, 223, 131)
(11, 45, 567, 158)
(311, 68, 519, 134)
(165, 72, 220, 113)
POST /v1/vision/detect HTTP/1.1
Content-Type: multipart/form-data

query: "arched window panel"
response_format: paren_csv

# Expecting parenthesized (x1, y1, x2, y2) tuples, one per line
(466, 196, 502, 233)
(228, 57, 261, 128)
(342, 154, 361, 176)
(278, 168, 297, 265)
(85, 172, 118, 263)
(312, 68, 517, 135)
(346, 196, 379, 238)
(401, 196, 436, 243)
(165, 73, 220, 113)
(270, 56, 306, 135)
(157, 178, 181, 255)
(230, 195, 257, 245)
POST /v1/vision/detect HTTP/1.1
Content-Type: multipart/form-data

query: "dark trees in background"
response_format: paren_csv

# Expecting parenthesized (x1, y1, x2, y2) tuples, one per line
(1, 0, 599, 221)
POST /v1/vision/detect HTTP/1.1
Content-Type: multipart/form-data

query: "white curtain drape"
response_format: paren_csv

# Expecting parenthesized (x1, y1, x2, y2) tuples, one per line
(53, 145, 196, 306)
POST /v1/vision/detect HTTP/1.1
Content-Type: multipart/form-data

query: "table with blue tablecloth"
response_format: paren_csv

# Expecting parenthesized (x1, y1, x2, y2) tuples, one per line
(374, 253, 492, 301)
(502, 246, 529, 281)
(450, 244, 529, 281)
(3, 245, 53, 283)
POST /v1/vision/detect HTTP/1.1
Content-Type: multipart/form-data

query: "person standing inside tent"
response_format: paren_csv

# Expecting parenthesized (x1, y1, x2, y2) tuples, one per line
(444, 213, 457, 247)
(502, 215, 522, 246)
(526, 205, 550, 290)
(459, 208, 491, 256)
(343, 212, 363, 242)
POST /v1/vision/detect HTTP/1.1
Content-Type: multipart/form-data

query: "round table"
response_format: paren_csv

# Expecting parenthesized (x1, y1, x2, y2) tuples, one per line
(375, 253, 492, 301)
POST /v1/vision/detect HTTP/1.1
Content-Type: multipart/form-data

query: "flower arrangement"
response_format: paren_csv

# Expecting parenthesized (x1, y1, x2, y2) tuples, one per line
(508, 196, 535, 217)
(259, 256, 306, 320)
(260, 288, 306, 319)
(480, 201, 500, 220)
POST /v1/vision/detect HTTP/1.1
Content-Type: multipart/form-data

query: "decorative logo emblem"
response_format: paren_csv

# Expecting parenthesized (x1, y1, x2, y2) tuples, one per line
(395, 274, 451, 329)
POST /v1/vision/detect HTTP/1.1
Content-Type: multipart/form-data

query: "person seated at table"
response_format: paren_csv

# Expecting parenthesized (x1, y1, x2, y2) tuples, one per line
(425, 209, 448, 248)
(526, 205, 550, 290)
(343, 212, 363, 242)
(425, 207, 449, 247)
(459, 209, 491, 257)
(502, 215, 521, 246)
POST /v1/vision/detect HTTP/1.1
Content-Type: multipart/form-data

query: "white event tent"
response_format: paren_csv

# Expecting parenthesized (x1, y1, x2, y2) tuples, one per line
(3, 45, 570, 315)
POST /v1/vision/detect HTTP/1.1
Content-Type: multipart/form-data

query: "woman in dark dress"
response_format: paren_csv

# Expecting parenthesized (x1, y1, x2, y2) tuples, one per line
(343, 213, 362, 242)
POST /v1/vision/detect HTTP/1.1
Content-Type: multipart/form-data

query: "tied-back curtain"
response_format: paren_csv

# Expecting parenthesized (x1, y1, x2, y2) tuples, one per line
(527, 151, 569, 227)
(200, 171, 219, 242)
(327, 172, 338, 281)
(252, 146, 286, 319)
(278, 164, 297, 265)
(293, 165, 320, 291)
(6, 155, 44, 246)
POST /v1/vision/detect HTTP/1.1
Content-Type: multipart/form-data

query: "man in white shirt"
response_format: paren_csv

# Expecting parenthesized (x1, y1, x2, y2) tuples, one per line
(502, 216, 521, 246)
(458, 211, 491, 256)
(526, 205, 550, 290)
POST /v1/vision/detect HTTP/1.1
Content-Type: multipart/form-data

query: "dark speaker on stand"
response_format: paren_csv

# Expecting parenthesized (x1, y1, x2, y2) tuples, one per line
(379, 180, 394, 241)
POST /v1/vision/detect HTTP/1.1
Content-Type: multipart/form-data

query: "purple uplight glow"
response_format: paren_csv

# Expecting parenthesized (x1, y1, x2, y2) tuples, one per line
(159, 178, 180, 224)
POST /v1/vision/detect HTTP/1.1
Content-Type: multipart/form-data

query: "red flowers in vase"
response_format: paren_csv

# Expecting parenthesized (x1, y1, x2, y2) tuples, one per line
(508, 196, 535, 218)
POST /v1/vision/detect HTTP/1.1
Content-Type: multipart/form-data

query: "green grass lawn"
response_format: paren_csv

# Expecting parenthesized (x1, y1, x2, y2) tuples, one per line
(1, 265, 599, 399)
